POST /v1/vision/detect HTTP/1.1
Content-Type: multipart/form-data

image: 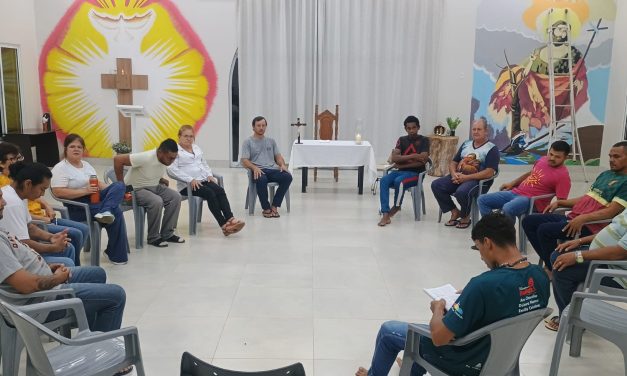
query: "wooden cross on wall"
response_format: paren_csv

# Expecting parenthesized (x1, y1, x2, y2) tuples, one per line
(101, 58, 148, 146)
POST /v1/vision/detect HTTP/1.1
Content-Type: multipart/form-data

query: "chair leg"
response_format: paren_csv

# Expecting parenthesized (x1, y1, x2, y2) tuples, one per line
(569, 326, 585, 357)
(412, 187, 421, 221)
(247, 184, 256, 215)
(334, 167, 338, 182)
(286, 189, 291, 213)
(548, 320, 570, 376)
(438, 209, 443, 223)
(1, 327, 21, 376)
(188, 200, 196, 236)
(314, 167, 318, 182)
(421, 188, 426, 215)
(90, 224, 101, 266)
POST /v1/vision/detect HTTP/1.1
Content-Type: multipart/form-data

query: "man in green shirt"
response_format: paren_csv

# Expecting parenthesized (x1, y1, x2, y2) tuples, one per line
(356, 213, 550, 376)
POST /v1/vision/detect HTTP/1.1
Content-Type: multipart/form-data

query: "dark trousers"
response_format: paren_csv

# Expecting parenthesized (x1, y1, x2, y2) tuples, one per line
(256, 169, 293, 210)
(551, 250, 623, 315)
(182, 181, 233, 227)
(522, 214, 593, 271)
(431, 175, 480, 217)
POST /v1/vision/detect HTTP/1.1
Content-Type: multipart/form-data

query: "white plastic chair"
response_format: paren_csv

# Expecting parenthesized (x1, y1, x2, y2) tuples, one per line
(549, 266, 627, 375)
(166, 171, 224, 235)
(0, 287, 75, 376)
(244, 169, 290, 215)
(1, 298, 145, 376)
(104, 167, 146, 249)
(400, 308, 550, 376)
(382, 158, 432, 221)
(515, 193, 555, 255)
(438, 172, 499, 228)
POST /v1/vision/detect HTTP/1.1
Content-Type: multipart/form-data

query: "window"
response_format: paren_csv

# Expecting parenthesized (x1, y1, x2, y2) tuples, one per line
(0, 45, 23, 134)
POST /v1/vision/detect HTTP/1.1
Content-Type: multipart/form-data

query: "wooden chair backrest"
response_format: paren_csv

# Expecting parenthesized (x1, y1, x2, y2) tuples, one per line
(314, 105, 339, 140)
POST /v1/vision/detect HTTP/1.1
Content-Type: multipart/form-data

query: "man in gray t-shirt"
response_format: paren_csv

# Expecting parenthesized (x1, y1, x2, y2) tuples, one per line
(241, 116, 292, 217)
(0, 188, 127, 332)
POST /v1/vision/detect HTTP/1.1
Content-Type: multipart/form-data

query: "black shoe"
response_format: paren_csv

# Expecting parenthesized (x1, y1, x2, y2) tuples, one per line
(148, 239, 168, 247)
(164, 235, 185, 243)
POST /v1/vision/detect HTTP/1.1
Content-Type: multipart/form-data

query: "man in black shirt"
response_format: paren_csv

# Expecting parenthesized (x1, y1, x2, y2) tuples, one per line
(378, 116, 430, 226)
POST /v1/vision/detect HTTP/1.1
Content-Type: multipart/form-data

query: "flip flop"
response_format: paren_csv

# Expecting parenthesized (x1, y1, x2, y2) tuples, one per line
(262, 210, 273, 218)
(545, 316, 560, 332)
(456, 219, 472, 229)
(271, 210, 280, 218)
(444, 219, 460, 227)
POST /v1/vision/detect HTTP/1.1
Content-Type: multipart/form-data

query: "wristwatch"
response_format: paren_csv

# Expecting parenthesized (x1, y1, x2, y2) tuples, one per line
(575, 250, 584, 264)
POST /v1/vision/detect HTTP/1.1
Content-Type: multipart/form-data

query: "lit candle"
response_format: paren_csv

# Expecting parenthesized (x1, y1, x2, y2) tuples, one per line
(355, 133, 362, 144)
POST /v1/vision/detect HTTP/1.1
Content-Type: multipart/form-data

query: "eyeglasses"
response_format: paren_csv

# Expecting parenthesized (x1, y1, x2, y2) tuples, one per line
(181, 135, 195, 139)
(7, 154, 24, 162)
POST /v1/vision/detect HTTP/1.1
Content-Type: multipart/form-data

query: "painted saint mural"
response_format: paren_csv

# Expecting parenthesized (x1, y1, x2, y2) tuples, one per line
(472, 0, 616, 165)
(39, 0, 217, 157)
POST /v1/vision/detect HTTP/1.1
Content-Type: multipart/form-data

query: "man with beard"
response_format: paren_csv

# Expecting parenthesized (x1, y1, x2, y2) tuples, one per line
(378, 116, 430, 226)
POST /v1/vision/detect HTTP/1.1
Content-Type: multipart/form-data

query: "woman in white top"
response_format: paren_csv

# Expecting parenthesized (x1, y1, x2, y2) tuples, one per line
(168, 125, 245, 235)
(51, 134, 130, 264)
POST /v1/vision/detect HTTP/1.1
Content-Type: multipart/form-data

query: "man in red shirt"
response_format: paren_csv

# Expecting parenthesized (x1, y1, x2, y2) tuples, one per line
(478, 140, 571, 218)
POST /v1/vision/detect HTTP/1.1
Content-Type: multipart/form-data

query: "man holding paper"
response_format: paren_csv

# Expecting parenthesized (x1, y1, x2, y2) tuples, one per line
(356, 213, 549, 376)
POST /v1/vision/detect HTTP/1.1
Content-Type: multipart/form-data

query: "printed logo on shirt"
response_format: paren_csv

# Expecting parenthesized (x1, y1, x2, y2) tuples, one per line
(608, 179, 618, 187)
(403, 144, 417, 155)
(519, 277, 536, 297)
(521, 169, 543, 188)
(452, 302, 464, 319)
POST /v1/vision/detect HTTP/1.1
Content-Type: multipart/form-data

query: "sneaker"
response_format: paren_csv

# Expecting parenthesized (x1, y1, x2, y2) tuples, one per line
(148, 239, 168, 247)
(94, 211, 115, 224)
(110, 260, 128, 265)
(164, 235, 185, 243)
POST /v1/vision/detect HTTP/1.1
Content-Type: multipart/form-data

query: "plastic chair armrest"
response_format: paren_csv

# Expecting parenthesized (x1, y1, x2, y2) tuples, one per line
(19, 298, 89, 331)
(587, 268, 627, 294)
(67, 326, 139, 346)
(52, 206, 70, 219)
(528, 194, 555, 215)
(584, 260, 627, 289)
(0, 287, 75, 300)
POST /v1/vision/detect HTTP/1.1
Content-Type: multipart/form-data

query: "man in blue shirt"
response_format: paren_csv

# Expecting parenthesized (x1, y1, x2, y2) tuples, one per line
(431, 117, 500, 229)
(356, 213, 550, 376)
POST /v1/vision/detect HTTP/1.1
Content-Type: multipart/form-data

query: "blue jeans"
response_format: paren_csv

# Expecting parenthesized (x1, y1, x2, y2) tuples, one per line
(368, 321, 426, 376)
(477, 191, 530, 219)
(42, 243, 76, 267)
(63, 266, 126, 332)
(522, 214, 593, 270)
(66, 182, 129, 263)
(42, 256, 75, 267)
(256, 169, 292, 210)
(379, 171, 419, 213)
(48, 218, 89, 266)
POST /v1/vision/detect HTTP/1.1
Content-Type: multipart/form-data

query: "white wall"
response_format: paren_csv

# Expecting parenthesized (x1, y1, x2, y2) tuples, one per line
(4, 0, 626, 164)
(436, 0, 627, 168)
(0, 0, 41, 132)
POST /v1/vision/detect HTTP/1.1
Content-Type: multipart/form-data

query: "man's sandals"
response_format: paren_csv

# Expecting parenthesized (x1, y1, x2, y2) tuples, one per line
(545, 316, 560, 331)
(262, 209, 280, 218)
(222, 218, 246, 236)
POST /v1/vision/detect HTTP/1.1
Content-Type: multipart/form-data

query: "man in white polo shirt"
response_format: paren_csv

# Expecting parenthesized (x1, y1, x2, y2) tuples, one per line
(114, 139, 183, 247)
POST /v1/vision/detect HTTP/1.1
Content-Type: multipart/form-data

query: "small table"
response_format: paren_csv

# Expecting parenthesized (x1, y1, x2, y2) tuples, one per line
(3, 129, 60, 167)
(288, 140, 377, 194)
(428, 135, 459, 177)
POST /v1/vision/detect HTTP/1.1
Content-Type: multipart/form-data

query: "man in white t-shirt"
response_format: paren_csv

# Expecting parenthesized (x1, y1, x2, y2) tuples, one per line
(114, 139, 183, 247)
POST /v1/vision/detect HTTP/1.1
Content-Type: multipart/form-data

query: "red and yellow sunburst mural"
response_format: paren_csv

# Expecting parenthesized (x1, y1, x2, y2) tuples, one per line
(39, 0, 217, 157)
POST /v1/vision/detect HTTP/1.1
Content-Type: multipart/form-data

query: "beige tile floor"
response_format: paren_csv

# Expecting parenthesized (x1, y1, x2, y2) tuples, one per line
(55, 165, 623, 376)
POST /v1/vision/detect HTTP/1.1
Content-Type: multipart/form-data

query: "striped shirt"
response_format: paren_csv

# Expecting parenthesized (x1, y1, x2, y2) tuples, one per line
(589, 209, 627, 288)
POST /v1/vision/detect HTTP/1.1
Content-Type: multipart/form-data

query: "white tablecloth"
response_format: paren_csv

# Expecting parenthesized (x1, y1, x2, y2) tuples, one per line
(288, 140, 378, 184)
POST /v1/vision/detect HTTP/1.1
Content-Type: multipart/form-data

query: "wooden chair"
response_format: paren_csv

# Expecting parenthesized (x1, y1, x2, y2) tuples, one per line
(314, 104, 339, 182)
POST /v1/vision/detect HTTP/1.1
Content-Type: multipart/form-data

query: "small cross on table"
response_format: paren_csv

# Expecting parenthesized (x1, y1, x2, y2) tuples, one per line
(291, 118, 307, 144)
(101, 58, 148, 147)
